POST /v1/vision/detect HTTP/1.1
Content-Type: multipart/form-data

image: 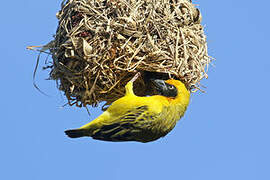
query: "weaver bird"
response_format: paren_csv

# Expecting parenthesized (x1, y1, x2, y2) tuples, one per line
(65, 73, 190, 143)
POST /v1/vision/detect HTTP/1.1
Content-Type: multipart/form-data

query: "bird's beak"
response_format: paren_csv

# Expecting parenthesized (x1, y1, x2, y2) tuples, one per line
(151, 79, 167, 94)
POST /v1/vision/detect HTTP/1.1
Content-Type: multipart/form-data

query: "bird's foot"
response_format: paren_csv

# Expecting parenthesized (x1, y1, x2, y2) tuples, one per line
(125, 72, 141, 95)
(129, 72, 141, 83)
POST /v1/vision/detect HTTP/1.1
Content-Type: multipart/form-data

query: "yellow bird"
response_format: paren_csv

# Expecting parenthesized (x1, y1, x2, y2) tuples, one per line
(65, 73, 190, 143)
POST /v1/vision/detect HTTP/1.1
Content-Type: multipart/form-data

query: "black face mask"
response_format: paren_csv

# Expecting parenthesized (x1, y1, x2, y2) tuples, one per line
(151, 79, 178, 98)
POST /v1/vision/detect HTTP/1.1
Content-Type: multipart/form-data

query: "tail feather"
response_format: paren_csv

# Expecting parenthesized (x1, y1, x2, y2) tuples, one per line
(65, 129, 88, 138)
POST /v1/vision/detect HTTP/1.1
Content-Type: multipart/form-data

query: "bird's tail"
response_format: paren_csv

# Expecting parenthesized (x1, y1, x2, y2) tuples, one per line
(65, 112, 107, 139)
(65, 129, 89, 138)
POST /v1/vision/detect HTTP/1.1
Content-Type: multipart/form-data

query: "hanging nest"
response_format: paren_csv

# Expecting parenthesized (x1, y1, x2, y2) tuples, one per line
(41, 0, 211, 108)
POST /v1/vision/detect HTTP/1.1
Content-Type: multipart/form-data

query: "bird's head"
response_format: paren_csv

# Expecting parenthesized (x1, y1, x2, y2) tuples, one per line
(151, 79, 190, 104)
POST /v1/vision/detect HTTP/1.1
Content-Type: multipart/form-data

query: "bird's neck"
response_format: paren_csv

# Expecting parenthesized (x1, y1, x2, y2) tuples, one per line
(170, 93, 190, 108)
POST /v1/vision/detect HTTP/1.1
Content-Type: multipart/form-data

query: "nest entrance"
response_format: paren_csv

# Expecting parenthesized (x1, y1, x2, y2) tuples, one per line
(41, 0, 211, 108)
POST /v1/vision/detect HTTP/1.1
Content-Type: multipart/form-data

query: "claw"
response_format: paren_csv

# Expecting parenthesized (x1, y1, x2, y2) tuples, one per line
(125, 72, 141, 95)
(129, 72, 141, 83)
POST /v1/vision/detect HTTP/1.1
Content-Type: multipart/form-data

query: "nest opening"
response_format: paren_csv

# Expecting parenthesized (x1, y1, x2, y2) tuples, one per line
(41, 0, 211, 108)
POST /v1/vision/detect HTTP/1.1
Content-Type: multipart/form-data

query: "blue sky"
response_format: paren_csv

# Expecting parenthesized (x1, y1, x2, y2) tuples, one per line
(1, 0, 269, 179)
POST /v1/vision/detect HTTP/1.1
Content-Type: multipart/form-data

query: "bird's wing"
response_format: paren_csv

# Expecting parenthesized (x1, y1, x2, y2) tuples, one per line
(91, 105, 160, 142)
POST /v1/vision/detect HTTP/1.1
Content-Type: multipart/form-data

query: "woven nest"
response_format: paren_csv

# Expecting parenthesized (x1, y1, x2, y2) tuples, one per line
(43, 0, 210, 108)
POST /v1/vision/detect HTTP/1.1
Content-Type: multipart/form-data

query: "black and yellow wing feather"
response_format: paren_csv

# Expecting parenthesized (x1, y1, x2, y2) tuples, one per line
(91, 105, 159, 142)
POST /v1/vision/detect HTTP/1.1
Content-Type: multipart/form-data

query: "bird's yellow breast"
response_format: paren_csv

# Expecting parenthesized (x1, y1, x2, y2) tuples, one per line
(108, 94, 167, 116)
